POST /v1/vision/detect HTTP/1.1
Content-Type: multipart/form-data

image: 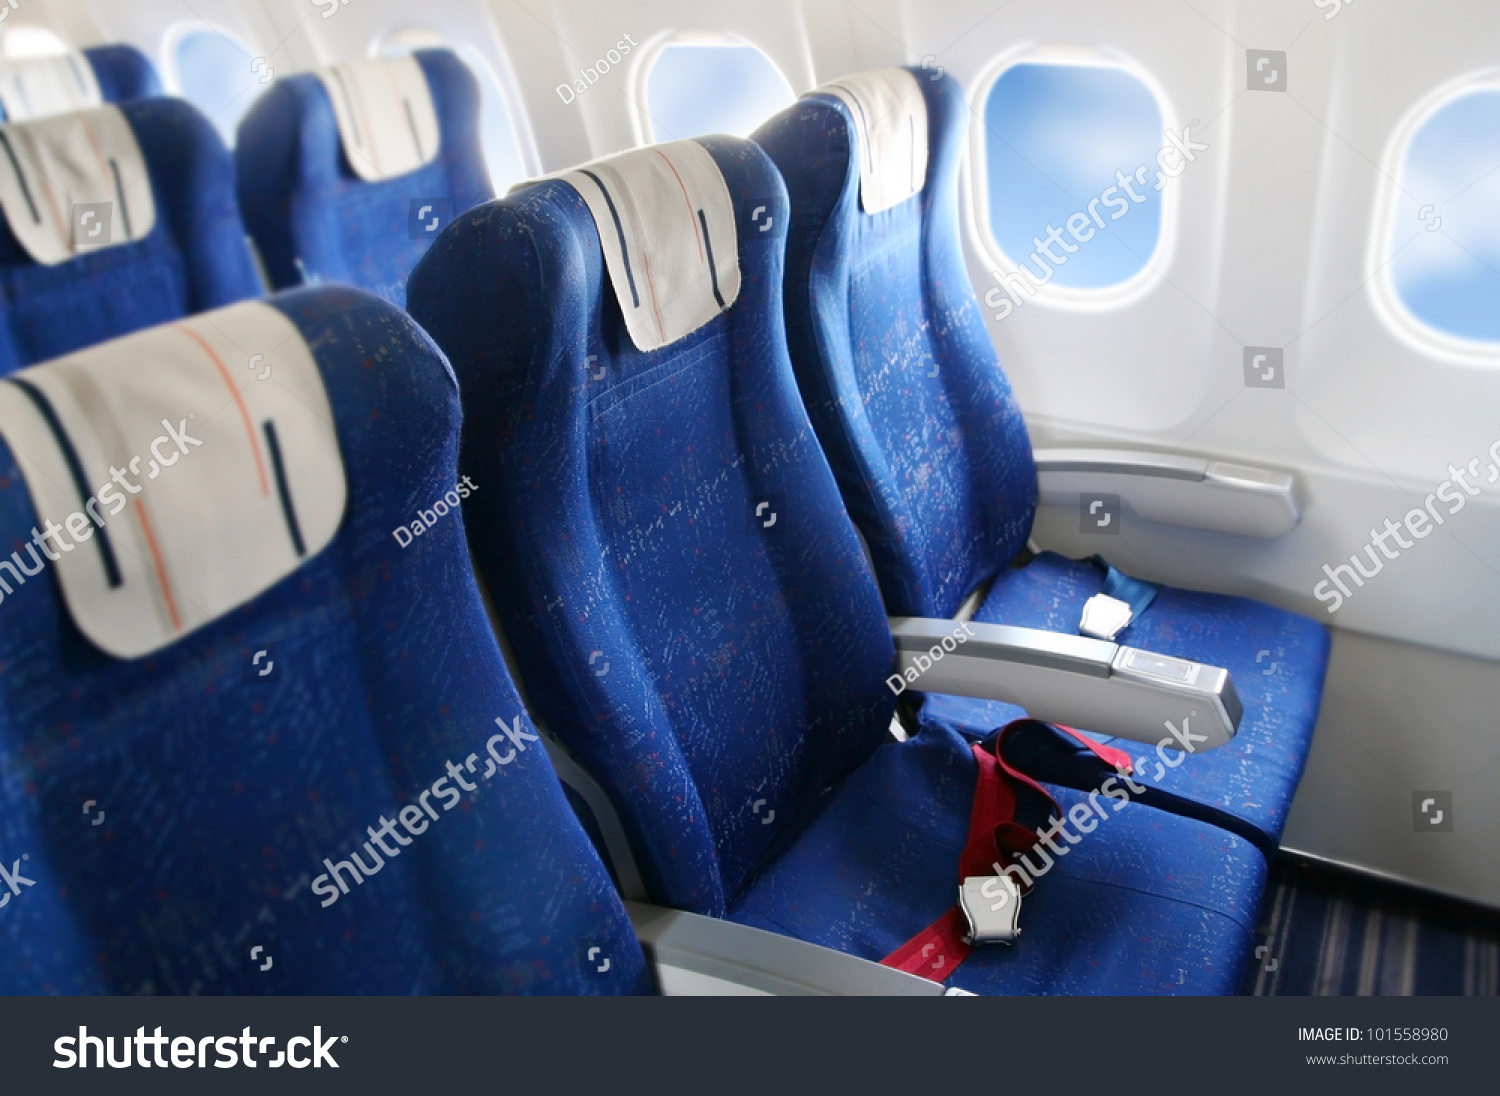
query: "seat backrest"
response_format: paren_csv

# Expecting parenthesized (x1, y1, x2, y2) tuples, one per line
(0, 45, 161, 123)
(0, 98, 262, 374)
(753, 69, 1038, 619)
(236, 49, 492, 308)
(408, 139, 897, 918)
(0, 287, 649, 994)
(83, 44, 163, 106)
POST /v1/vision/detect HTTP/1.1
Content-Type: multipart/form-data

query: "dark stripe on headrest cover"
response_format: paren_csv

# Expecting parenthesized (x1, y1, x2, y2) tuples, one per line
(0, 132, 39, 225)
(578, 168, 640, 309)
(5, 375, 123, 588)
(697, 209, 726, 310)
(263, 420, 306, 558)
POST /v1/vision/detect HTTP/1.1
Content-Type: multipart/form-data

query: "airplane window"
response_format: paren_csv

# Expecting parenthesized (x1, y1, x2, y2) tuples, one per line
(377, 32, 529, 195)
(170, 28, 264, 147)
(1389, 89, 1500, 342)
(2, 26, 71, 58)
(453, 45, 528, 193)
(982, 62, 1164, 290)
(645, 41, 794, 141)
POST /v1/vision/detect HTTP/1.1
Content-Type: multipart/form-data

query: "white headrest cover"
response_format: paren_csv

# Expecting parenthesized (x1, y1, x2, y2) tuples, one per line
(0, 104, 156, 265)
(318, 56, 441, 182)
(815, 68, 928, 214)
(542, 139, 741, 352)
(0, 302, 347, 659)
(0, 51, 103, 122)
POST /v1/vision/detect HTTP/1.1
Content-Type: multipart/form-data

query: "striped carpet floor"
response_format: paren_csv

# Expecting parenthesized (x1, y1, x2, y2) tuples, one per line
(1243, 855, 1500, 995)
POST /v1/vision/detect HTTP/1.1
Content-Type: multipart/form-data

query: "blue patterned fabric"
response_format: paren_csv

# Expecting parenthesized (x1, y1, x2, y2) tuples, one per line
(0, 287, 650, 995)
(409, 137, 1267, 994)
(83, 45, 163, 105)
(732, 724, 1265, 995)
(753, 71, 1328, 851)
(0, 98, 262, 374)
(236, 49, 492, 308)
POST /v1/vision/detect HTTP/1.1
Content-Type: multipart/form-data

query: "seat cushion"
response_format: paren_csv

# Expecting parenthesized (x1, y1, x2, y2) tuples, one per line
(918, 552, 1330, 851)
(730, 722, 1265, 995)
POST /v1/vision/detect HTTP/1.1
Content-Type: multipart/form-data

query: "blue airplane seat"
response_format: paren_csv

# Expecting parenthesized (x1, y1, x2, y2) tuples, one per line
(0, 98, 262, 374)
(0, 286, 650, 995)
(407, 136, 1266, 994)
(82, 44, 164, 105)
(236, 49, 492, 308)
(751, 69, 1329, 853)
(0, 45, 162, 123)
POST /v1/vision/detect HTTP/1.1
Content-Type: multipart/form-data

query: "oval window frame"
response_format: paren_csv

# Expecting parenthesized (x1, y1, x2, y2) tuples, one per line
(964, 45, 1182, 314)
(633, 31, 795, 146)
(1366, 67, 1500, 367)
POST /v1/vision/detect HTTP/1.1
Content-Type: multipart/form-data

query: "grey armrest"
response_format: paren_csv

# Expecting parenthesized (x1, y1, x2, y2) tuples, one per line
(1034, 447, 1299, 538)
(889, 618, 1240, 750)
(626, 902, 943, 996)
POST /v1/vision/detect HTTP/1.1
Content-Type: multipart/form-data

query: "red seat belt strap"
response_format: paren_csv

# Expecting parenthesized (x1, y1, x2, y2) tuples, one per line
(882, 743, 1011, 979)
(880, 907, 972, 980)
(880, 720, 1120, 986)
(1053, 724, 1134, 774)
(958, 740, 1016, 878)
(882, 725, 1059, 982)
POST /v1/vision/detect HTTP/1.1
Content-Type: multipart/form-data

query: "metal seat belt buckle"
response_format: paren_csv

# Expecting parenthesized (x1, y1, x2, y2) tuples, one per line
(1079, 592, 1133, 641)
(958, 875, 1023, 945)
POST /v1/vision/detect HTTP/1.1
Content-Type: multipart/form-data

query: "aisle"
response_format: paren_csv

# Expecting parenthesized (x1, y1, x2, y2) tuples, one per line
(1244, 854, 1500, 996)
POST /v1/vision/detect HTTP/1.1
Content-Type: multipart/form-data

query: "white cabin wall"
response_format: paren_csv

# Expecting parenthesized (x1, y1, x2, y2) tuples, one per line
(15, 0, 106, 48)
